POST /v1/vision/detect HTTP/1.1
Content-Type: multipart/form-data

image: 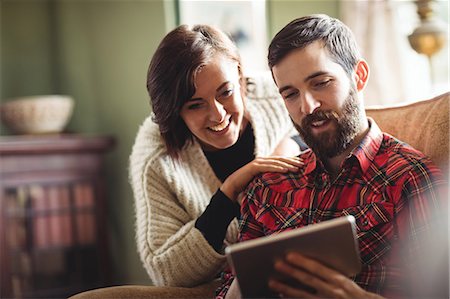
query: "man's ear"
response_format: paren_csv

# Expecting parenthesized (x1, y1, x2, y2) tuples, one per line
(237, 64, 247, 96)
(354, 59, 369, 91)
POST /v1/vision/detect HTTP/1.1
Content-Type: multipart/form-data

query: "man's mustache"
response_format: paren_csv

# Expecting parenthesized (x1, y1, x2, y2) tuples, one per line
(301, 110, 340, 129)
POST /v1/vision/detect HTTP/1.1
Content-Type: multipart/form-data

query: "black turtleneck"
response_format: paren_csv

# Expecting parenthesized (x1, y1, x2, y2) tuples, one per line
(195, 124, 255, 252)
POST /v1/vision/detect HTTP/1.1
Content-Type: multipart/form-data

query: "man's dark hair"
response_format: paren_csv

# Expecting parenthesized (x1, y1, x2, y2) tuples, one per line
(147, 24, 244, 158)
(268, 14, 361, 77)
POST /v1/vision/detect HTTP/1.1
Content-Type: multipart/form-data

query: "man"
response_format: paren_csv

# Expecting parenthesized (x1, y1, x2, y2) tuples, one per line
(216, 14, 448, 299)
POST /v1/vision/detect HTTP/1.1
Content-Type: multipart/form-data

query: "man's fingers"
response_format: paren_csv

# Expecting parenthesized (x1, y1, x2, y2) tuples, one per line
(280, 253, 362, 298)
(274, 260, 332, 293)
(268, 279, 317, 299)
(285, 252, 342, 283)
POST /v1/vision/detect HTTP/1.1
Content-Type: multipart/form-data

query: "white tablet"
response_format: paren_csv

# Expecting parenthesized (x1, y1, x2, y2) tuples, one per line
(225, 215, 361, 298)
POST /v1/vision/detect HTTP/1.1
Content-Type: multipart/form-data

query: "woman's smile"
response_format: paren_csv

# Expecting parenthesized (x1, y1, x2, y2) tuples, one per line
(208, 115, 232, 132)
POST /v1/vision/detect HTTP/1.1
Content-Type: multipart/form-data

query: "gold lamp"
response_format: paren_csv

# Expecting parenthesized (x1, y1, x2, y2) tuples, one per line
(408, 0, 447, 56)
(408, 0, 447, 82)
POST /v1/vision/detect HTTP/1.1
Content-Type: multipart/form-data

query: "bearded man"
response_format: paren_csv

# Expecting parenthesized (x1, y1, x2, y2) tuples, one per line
(216, 14, 448, 299)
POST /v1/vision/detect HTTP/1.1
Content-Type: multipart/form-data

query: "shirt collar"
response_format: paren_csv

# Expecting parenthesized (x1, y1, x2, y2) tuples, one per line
(301, 149, 319, 176)
(303, 118, 383, 176)
(349, 118, 383, 174)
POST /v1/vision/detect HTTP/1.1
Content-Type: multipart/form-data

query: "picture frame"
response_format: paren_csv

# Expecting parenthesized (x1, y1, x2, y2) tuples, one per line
(178, 0, 269, 73)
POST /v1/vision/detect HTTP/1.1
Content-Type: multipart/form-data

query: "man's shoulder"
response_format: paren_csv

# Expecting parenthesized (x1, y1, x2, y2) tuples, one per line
(378, 133, 439, 173)
(381, 133, 428, 159)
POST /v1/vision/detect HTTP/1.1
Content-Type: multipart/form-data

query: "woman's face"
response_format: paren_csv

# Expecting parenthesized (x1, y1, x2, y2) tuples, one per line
(179, 55, 246, 151)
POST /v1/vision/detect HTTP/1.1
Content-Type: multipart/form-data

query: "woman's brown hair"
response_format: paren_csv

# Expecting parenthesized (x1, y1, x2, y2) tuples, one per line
(147, 24, 244, 158)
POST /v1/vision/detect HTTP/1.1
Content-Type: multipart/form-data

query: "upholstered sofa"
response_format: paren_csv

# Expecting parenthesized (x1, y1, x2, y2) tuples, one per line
(70, 92, 449, 299)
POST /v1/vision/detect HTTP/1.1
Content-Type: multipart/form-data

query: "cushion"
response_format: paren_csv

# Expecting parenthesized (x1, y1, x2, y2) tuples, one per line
(366, 92, 449, 174)
(68, 280, 221, 299)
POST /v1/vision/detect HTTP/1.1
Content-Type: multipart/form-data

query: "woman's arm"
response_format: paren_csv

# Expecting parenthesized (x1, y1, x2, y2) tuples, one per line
(133, 164, 226, 287)
(196, 155, 302, 251)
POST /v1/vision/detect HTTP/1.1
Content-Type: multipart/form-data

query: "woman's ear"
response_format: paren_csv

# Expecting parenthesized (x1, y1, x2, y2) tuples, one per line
(354, 59, 369, 91)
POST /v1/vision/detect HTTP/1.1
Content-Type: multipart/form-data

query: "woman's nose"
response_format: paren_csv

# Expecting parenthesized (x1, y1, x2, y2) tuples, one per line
(209, 100, 226, 122)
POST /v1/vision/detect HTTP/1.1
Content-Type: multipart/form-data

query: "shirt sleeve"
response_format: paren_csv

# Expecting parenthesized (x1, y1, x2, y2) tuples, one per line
(214, 178, 267, 298)
(397, 158, 448, 297)
(195, 189, 240, 252)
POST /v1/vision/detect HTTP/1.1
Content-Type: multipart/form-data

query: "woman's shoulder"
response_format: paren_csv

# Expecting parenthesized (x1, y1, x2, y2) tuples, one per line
(245, 73, 290, 123)
(245, 71, 280, 101)
(130, 115, 206, 175)
(245, 71, 288, 118)
(130, 114, 168, 168)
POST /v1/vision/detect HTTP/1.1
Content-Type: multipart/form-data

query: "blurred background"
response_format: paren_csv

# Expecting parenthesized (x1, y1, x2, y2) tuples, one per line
(0, 0, 448, 297)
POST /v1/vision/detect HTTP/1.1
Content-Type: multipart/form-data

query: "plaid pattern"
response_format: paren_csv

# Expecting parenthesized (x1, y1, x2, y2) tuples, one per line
(216, 119, 447, 298)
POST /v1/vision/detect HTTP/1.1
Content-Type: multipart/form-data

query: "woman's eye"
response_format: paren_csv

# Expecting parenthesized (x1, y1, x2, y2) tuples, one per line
(219, 89, 233, 99)
(187, 103, 203, 110)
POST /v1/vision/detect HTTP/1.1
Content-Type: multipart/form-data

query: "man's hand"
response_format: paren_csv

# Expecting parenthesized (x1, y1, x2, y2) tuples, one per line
(268, 253, 385, 299)
(224, 278, 242, 299)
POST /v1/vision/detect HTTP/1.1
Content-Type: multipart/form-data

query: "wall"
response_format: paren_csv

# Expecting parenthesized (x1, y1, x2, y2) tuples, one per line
(1, 0, 176, 285)
(268, 0, 339, 38)
(1, 0, 56, 100)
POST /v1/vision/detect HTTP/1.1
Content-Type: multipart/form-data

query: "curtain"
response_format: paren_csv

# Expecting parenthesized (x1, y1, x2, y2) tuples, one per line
(340, 0, 433, 105)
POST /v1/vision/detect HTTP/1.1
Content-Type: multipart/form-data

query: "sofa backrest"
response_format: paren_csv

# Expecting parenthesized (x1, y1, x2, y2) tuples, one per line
(366, 92, 449, 174)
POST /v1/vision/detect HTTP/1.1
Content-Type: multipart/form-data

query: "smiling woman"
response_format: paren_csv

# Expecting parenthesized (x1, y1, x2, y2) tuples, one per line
(129, 24, 301, 287)
(179, 56, 246, 152)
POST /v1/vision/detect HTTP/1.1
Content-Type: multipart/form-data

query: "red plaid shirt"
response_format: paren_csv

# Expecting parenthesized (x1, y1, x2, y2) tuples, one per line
(216, 119, 448, 298)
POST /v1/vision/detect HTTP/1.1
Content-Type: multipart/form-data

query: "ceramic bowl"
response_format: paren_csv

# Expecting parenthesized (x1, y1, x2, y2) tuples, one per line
(0, 95, 74, 134)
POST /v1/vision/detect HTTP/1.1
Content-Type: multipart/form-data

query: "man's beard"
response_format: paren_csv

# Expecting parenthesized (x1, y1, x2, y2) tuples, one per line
(294, 87, 362, 160)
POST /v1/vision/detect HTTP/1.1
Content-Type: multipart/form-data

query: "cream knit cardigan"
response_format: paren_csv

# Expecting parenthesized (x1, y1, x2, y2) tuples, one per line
(129, 74, 294, 287)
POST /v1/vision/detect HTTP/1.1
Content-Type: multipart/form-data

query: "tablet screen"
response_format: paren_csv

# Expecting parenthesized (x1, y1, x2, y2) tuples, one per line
(225, 215, 361, 298)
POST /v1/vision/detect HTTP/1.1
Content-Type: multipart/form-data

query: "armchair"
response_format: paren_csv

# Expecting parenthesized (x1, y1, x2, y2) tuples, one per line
(70, 92, 449, 299)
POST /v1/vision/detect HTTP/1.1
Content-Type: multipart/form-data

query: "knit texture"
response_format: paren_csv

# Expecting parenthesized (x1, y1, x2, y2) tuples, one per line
(129, 73, 294, 287)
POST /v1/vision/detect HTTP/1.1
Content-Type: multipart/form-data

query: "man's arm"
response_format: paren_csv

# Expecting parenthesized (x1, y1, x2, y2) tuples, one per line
(269, 252, 385, 299)
(269, 158, 448, 298)
(397, 159, 448, 298)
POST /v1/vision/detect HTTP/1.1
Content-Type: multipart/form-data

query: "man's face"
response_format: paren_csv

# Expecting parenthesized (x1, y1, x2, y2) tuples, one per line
(272, 41, 364, 160)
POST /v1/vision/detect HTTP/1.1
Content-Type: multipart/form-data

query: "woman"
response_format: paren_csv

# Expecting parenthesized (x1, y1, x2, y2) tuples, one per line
(129, 24, 302, 287)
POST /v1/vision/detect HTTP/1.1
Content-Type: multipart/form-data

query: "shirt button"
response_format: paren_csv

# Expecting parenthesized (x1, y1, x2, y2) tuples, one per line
(363, 220, 369, 226)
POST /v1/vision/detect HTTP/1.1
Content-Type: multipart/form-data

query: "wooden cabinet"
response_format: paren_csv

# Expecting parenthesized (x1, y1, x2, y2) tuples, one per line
(0, 134, 115, 298)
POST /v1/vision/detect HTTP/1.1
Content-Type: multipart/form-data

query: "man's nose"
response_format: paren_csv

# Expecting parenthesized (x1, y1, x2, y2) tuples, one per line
(300, 92, 321, 115)
(209, 100, 226, 122)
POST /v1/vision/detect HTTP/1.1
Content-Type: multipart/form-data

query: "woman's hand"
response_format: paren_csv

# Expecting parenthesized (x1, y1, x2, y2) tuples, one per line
(268, 253, 385, 299)
(220, 156, 302, 203)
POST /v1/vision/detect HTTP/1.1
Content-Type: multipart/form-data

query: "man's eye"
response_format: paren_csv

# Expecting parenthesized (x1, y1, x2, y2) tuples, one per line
(315, 80, 331, 88)
(283, 91, 299, 100)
